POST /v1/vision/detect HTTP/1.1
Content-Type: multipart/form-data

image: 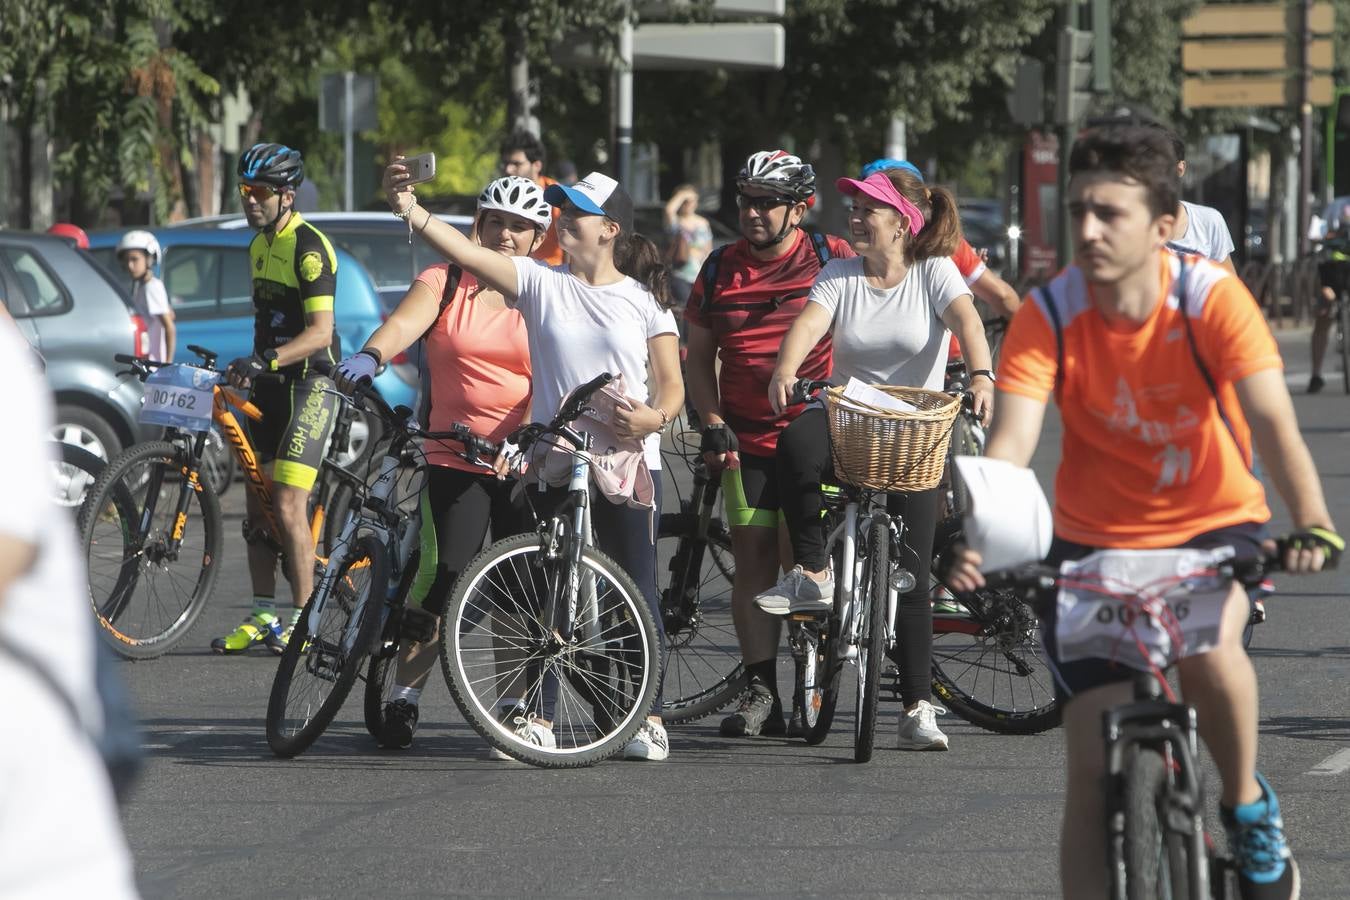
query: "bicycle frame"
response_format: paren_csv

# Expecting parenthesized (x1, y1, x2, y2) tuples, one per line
(821, 493, 901, 657)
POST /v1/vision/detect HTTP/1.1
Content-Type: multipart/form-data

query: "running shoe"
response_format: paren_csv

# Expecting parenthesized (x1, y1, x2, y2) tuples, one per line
(897, 700, 949, 751)
(210, 612, 280, 654)
(622, 719, 670, 761)
(1221, 773, 1300, 900)
(718, 689, 786, 737)
(378, 699, 419, 750)
(754, 566, 833, 615)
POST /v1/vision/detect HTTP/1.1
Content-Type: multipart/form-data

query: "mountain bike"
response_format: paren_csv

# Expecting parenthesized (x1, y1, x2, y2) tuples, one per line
(51, 441, 105, 510)
(77, 345, 355, 659)
(266, 377, 500, 758)
(988, 545, 1292, 899)
(440, 373, 662, 768)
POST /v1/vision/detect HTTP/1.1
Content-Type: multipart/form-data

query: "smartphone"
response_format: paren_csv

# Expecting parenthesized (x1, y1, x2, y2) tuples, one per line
(398, 152, 436, 185)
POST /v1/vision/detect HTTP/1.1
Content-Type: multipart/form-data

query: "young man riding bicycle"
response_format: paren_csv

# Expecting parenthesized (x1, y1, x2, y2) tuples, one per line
(212, 143, 342, 655)
(945, 124, 1341, 900)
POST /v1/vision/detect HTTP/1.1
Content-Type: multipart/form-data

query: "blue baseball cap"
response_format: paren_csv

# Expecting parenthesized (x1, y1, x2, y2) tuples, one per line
(860, 158, 924, 182)
(543, 171, 635, 234)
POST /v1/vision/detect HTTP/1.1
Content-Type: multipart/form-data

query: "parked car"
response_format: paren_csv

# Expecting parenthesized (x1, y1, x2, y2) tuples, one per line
(0, 231, 149, 464)
(87, 227, 415, 468)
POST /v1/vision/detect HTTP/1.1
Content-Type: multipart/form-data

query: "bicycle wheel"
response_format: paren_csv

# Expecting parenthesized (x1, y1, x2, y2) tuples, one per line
(200, 426, 236, 498)
(657, 510, 745, 724)
(930, 581, 1061, 735)
(266, 534, 388, 758)
(943, 413, 983, 519)
(442, 532, 660, 768)
(52, 441, 104, 510)
(78, 440, 222, 660)
(801, 544, 845, 745)
(363, 647, 398, 740)
(853, 520, 889, 763)
(1338, 294, 1350, 393)
(1122, 745, 1197, 900)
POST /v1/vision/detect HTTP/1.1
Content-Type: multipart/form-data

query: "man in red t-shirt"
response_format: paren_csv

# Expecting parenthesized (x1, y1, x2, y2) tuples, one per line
(684, 150, 854, 738)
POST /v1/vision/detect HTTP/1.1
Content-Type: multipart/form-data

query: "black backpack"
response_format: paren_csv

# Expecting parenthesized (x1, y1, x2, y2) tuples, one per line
(697, 229, 835, 316)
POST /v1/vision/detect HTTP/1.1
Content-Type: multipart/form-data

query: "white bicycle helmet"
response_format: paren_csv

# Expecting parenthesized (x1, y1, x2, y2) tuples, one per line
(116, 230, 161, 264)
(737, 150, 816, 202)
(478, 176, 552, 231)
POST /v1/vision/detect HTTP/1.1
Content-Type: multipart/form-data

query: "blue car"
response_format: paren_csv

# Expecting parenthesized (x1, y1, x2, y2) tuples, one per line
(88, 226, 416, 468)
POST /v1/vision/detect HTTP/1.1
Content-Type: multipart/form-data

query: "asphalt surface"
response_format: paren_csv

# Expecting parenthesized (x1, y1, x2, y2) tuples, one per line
(116, 327, 1349, 899)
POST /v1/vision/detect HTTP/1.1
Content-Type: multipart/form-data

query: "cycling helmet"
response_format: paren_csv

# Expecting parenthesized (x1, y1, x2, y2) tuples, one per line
(47, 222, 89, 249)
(736, 150, 816, 203)
(237, 142, 305, 189)
(861, 158, 924, 182)
(477, 176, 552, 231)
(116, 229, 161, 264)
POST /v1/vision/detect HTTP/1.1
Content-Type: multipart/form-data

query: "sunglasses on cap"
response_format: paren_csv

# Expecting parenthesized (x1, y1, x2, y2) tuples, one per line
(238, 183, 280, 201)
(736, 193, 794, 212)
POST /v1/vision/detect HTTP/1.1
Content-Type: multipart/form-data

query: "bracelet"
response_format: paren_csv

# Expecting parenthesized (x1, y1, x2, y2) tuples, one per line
(657, 407, 670, 431)
(394, 194, 419, 244)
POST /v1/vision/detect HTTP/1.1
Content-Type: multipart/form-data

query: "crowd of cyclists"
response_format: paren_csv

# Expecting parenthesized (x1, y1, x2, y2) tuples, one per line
(53, 108, 1340, 899)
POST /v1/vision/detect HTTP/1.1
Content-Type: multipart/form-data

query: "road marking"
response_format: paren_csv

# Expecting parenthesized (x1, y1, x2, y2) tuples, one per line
(1305, 748, 1350, 776)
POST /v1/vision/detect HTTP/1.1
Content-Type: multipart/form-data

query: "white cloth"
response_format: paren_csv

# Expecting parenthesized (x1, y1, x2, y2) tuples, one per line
(1167, 201, 1235, 263)
(130, 276, 171, 361)
(0, 321, 138, 897)
(808, 255, 969, 391)
(510, 258, 679, 469)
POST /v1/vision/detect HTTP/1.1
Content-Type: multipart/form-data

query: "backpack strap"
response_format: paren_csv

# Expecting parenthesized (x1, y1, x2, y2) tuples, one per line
(698, 246, 728, 316)
(1037, 285, 1065, 401)
(420, 264, 463, 343)
(806, 228, 833, 268)
(1175, 258, 1249, 467)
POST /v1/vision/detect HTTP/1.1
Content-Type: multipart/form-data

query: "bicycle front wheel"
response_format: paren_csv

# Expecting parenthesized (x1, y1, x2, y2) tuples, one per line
(442, 532, 660, 768)
(1121, 745, 1200, 900)
(266, 534, 388, 758)
(853, 520, 889, 763)
(78, 440, 222, 659)
(657, 510, 745, 724)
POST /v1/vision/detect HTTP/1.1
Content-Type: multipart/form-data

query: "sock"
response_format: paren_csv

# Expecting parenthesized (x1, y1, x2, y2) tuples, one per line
(252, 595, 276, 619)
(290, 607, 303, 626)
(746, 660, 778, 699)
(390, 685, 422, 705)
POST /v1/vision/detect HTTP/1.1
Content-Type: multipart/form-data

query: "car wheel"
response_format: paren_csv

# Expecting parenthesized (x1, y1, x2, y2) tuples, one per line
(336, 407, 386, 471)
(52, 405, 122, 463)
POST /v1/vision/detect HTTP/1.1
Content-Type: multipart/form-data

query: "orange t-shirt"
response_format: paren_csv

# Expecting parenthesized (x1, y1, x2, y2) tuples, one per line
(947, 239, 984, 360)
(415, 265, 532, 472)
(532, 175, 565, 266)
(998, 251, 1282, 548)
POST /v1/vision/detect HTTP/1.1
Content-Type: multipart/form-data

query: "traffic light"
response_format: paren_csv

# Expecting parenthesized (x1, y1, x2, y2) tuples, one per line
(1056, 27, 1093, 125)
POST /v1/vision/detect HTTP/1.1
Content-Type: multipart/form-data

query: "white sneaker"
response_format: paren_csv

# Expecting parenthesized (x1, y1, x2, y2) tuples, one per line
(622, 719, 670, 761)
(754, 565, 834, 616)
(488, 711, 555, 760)
(897, 700, 949, 751)
(486, 703, 527, 760)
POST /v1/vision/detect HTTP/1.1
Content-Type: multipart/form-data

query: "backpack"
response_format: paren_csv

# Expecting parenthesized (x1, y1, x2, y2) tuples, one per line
(698, 228, 836, 316)
(414, 264, 464, 428)
(1036, 256, 1248, 466)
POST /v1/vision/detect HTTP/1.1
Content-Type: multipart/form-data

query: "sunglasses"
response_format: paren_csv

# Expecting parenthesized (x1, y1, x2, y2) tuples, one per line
(736, 193, 793, 212)
(237, 183, 279, 201)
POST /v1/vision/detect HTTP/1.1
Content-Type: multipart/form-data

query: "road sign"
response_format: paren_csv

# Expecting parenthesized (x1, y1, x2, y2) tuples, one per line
(319, 73, 377, 133)
(1183, 74, 1334, 108)
(1182, 2, 1333, 36)
(1182, 37, 1334, 72)
(556, 23, 785, 70)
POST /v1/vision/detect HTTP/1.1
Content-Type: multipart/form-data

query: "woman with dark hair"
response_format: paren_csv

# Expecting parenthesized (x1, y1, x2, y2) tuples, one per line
(382, 161, 684, 761)
(757, 167, 995, 752)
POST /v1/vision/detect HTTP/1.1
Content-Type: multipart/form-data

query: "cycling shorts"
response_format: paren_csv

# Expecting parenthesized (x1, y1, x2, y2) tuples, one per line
(1318, 259, 1350, 298)
(1039, 521, 1268, 701)
(248, 376, 338, 491)
(721, 452, 784, 529)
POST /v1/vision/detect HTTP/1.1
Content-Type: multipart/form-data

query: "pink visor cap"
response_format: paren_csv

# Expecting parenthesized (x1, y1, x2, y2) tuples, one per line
(835, 172, 925, 235)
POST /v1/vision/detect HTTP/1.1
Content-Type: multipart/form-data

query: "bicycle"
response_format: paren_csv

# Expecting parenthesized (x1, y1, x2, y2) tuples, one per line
(439, 372, 662, 768)
(266, 377, 499, 758)
(51, 441, 105, 510)
(987, 544, 1290, 899)
(77, 345, 356, 659)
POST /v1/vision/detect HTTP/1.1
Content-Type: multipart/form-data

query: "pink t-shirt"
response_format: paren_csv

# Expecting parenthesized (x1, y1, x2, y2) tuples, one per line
(415, 265, 531, 472)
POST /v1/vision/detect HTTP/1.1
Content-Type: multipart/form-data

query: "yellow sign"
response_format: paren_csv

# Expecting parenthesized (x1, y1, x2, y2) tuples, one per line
(1182, 74, 1334, 109)
(1182, 2, 1334, 37)
(1182, 38, 1334, 73)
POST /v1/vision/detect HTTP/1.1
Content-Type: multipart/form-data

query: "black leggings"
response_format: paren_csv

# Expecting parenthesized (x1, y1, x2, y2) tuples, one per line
(778, 406, 940, 706)
(419, 466, 525, 617)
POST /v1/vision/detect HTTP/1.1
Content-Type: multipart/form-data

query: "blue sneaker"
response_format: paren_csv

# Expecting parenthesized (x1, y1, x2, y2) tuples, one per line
(1220, 773, 1300, 900)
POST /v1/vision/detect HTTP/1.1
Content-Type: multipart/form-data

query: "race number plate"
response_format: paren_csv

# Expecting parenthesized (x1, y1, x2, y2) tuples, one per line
(1055, 548, 1234, 671)
(139, 364, 218, 432)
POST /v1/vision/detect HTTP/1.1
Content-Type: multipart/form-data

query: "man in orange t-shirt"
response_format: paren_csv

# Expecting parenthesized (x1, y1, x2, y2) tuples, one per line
(946, 125, 1340, 900)
(500, 129, 564, 265)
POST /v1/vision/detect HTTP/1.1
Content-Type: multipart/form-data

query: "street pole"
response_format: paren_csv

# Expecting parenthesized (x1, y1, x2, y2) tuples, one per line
(1056, 0, 1079, 268)
(343, 71, 354, 212)
(1297, 0, 1313, 258)
(616, 12, 634, 186)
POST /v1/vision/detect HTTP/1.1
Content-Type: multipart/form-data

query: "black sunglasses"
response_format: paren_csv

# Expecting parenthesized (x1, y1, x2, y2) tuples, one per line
(736, 193, 793, 212)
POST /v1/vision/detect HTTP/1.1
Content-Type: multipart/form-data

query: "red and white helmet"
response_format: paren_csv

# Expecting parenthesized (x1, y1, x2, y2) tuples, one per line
(116, 230, 161, 265)
(478, 176, 552, 231)
(737, 150, 816, 203)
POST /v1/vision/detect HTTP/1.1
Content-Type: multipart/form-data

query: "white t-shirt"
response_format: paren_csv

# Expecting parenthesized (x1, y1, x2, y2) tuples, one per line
(1167, 201, 1235, 263)
(0, 322, 138, 897)
(131, 276, 171, 361)
(809, 255, 970, 391)
(510, 259, 679, 469)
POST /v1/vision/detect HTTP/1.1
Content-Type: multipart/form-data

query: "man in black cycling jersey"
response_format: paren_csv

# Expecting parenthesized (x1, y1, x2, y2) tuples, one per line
(212, 142, 341, 654)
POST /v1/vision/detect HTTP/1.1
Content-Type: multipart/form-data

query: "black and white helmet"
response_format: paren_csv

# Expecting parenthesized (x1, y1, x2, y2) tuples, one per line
(737, 150, 816, 202)
(477, 176, 552, 231)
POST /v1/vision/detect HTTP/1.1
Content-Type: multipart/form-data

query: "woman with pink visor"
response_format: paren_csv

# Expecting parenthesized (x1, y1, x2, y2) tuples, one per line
(755, 168, 995, 752)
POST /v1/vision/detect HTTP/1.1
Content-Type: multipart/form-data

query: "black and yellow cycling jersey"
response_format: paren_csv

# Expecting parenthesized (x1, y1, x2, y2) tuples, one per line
(249, 212, 341, 376)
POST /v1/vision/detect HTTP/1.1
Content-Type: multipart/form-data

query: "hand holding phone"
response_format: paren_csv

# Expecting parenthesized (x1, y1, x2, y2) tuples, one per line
(397, 152, 436, 186)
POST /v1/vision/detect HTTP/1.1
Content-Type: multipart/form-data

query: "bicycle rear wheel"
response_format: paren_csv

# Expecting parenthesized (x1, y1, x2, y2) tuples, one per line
(657, 510, 745, 724)
(78, 440, 222, 660)
(52, 441, 104, 510)
(1121, 744, 1199, 900)
(442, 532, 660, 768)
(853, 521, 889, 763)
(266, 534, 388, 758)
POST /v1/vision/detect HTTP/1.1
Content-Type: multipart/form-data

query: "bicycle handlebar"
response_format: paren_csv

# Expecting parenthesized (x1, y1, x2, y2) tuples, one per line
(788, 378, 832, 407)
(508, 371, 615, 451)
(981, 547, 1291, 594)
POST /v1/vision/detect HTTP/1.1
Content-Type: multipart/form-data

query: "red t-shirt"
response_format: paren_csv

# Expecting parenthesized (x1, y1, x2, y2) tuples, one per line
(947, 238, 985, 359)
(685, 230, 854, 454)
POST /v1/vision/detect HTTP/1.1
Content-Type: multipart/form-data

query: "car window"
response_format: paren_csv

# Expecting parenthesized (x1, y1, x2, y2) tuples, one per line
(162, 246, 222, 319)
(327, 230, 415, 290)
(219, 247, 253, 317)
(0, 247, 70, 316)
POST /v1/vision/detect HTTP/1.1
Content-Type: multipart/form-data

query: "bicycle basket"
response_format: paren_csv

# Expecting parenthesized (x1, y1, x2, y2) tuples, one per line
(823, 385, 960, 492)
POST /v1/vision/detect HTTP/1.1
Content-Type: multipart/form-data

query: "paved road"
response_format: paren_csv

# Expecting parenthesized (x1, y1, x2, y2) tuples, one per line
(117, 328, 1350, 899)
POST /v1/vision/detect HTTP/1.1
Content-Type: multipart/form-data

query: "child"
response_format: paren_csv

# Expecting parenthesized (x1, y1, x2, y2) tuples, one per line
(116, 230, 174, 362)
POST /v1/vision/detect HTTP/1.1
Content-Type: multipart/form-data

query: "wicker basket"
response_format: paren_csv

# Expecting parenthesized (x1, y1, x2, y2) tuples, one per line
(823, 385, 961, 492)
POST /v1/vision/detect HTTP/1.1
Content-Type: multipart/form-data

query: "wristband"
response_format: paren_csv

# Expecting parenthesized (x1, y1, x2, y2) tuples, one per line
(261, 348, 279, 372)
(358, 347, 383, 366)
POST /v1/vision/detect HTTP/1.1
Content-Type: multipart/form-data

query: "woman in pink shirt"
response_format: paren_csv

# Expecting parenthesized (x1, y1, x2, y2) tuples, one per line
(333, 176, 552, 752)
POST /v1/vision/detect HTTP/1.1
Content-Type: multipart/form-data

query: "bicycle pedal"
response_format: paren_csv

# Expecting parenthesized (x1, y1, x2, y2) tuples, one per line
(788, 613, 820, 623)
